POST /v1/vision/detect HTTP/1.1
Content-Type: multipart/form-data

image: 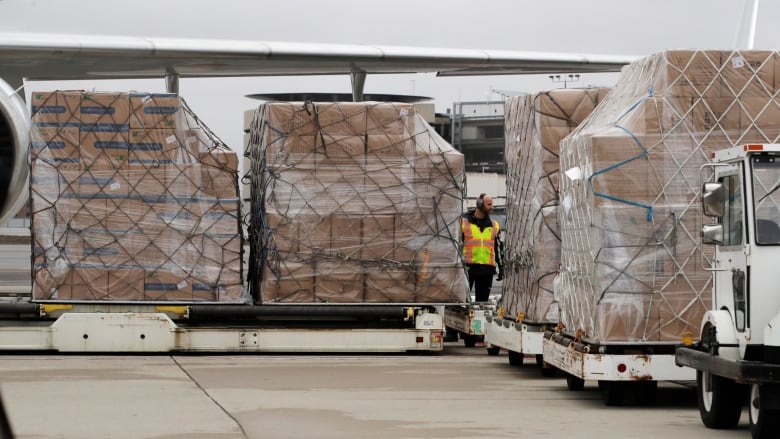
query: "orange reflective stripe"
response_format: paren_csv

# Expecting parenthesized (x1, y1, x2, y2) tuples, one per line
(462, 218, 496, 266)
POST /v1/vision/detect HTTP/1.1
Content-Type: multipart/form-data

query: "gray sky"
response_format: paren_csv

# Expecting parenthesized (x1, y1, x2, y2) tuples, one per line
(0, 0, 773, 158)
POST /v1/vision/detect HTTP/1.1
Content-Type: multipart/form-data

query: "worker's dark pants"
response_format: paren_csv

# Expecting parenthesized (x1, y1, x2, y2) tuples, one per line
(467, 264, 495, 302)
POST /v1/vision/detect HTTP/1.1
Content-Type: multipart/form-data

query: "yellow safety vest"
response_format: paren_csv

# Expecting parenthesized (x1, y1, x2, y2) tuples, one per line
(462, 217, 499, 266)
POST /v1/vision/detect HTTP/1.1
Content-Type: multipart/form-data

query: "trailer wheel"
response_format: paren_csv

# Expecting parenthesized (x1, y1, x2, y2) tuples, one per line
(535, 354, 544, 367)
(444, 328, 459, 343)
(539, 361, 557, 377)
(508, 350, 524, 366)
(486, 346, 500, 356)
(566, 374, 585, 391)
(749, 384, 780, 438)
(698, 370, 742, 429)
(635, 381, 658, 406)
(601, 381, 624, 406)
(463, 334, 477, 348)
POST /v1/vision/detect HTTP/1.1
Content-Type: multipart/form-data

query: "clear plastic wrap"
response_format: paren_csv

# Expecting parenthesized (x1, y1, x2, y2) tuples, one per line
(559, 50, 780, 341)
(246, 102, 467, 304)
(30, 91, 244, 302)
(502, 88, 609, 323)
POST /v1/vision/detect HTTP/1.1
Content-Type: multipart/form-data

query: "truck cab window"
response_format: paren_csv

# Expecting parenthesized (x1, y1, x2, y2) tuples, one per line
(751, 154, 780, 245)
(720, 174, 743, 247)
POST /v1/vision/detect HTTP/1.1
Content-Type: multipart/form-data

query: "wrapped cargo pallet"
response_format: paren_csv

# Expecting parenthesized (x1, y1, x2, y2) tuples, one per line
(246, 101, 467, 304)
(502, 88, 609, 324)
(559, 50, 780, 342)
(30, 91, 244, 302)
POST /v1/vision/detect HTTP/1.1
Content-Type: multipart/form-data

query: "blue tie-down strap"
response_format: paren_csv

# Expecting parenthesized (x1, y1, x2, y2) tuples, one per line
(588, 124, 654, 221)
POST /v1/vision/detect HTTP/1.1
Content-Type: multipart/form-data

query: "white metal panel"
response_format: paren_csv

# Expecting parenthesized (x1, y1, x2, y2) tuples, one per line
(182, 328, 442, 352)
(485, 320, 546, 354)
(50, 313, 178, 352)
(0, 312, 444, 353)
(543, 338, 694, 381)
(484, 320, 522, 353)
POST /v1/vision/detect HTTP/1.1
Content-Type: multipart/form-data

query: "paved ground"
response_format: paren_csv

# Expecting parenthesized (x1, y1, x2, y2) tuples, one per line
(0, 343, 753, 439)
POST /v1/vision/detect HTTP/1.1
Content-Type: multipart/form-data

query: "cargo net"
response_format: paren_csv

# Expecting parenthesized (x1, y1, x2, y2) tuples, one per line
(246, 101, 468, 304)
(29, 91, 245, 302)
(502, 89, 609, 324)
(558, 50, 780, 342)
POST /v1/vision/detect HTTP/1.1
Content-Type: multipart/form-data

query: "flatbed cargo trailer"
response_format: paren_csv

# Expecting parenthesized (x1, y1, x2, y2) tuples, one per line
(484, 314, 555, 374)
(543, 329, 694, 405)
(0, 302, 444, 353)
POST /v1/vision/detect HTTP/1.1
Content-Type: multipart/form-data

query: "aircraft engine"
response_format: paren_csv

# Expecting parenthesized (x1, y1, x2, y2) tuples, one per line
(0, 78, 30, 226)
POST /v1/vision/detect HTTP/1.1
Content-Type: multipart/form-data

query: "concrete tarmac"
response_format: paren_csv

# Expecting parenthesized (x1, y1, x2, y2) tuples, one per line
(0, 344, 751, 439)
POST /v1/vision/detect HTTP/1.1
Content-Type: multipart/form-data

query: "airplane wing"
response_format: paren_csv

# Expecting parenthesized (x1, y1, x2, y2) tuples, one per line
(0, 32, 637, 83)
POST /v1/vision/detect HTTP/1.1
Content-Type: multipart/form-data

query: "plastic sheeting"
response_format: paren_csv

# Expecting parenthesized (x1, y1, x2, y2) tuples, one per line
(502, 88, 609, 324)
(559, 50, 780, 341)
(246, 102, 467, 304)
(30, 91, 244, 302)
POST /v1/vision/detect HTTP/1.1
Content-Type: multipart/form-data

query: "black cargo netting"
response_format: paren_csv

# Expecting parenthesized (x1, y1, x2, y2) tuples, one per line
(246, 101, 468, 304)
(557, 50, 780, 341)
(501, 89, 609, 324)
(29, 91, 244, 302)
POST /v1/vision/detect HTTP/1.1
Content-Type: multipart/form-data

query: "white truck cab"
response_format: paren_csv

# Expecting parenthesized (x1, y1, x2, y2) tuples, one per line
(676, 143, 780, 439)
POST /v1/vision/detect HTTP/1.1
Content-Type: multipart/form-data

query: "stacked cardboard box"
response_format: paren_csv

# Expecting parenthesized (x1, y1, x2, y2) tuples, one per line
(502, 88, 610, 323)
(247, 102, 467, 303)
(558, 50, 780, 341)
(30, 91, 243, 302)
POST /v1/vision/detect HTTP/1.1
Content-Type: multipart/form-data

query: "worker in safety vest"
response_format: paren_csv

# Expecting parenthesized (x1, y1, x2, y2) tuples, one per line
(461, 193, 503, 302)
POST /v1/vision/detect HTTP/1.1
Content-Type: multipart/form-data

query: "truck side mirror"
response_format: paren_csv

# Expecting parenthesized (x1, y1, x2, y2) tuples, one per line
(702, 182, 726, 217)
(701, 223, 723, 245)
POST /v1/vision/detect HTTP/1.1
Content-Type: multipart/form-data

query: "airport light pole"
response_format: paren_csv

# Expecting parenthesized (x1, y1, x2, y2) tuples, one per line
(549, 74, 580, 89)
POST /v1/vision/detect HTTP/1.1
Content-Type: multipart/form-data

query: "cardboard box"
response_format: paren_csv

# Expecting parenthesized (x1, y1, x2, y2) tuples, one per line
(70, 265, 110, 300)
(414, 266, 468, 303)
(107, 268, 145, 301)
(366, 103, 414, 135)
(165, 164, 201, 198)
(78, 92, 131, 124)
(314, 260, 364, 303)
(592, 293, 661, 341)
(79, 232, 130, 267)
(125, 166, 168, 201)
(659, 50, 725, 98)
(200, 150, 239, 199)
(30, 126, 80, 165)
(720, 51, 776, 98)
(30, 161, 80, 206)
(201, 234, 242, 267)
(80, 130, 129, 169)
(199, 203, 240, 235)
(30, 91, 66, 124)
(77, 167, 130, 199)
(261, 262, 315, 303)
(144, 269, 193, 301)
(361, 214, 397, 259)
(32, 259, 73, 300)
(129, 93, 182, 130)
(128, 128, 198, 165)
(364, 270, 413, 302)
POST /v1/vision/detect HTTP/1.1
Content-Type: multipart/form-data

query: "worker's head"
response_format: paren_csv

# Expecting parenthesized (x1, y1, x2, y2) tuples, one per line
(476, 193, 493, 213)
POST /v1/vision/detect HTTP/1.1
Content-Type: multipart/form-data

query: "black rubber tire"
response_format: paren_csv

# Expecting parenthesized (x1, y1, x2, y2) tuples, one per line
(486, 346, 500, 356)
(535, 354, 544, 367)
(463, 334, 477, 348)
(697, 370, 742, 429)
(635, 380, 658, 406)
(508, 350, 524, 366)
(539, 362, 557, 377)
(602, 381, 625, 406)
(443, 328, 459, 343)
(566, 374, 585, 391)
(749, 384, 780, 438)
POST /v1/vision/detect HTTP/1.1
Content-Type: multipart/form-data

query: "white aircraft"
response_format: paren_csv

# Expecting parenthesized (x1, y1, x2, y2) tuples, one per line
(0, 0, 760, 226)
